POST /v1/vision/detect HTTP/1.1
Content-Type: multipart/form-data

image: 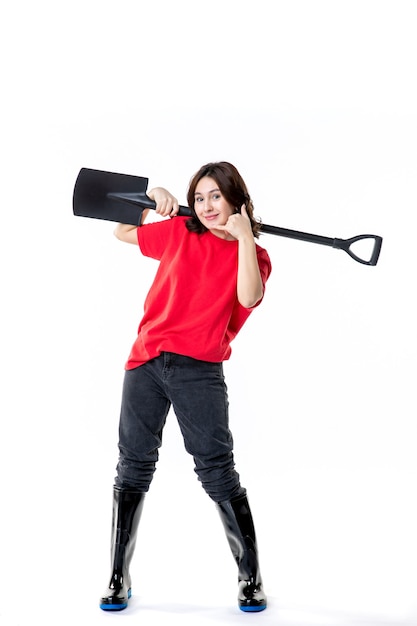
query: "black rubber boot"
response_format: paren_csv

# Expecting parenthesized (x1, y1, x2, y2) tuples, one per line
(99, 487, 145, 611)
(217, 493, 267, 612)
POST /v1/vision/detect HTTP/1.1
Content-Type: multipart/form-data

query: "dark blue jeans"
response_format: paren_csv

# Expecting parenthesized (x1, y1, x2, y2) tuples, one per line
(115, 352, 245, 502)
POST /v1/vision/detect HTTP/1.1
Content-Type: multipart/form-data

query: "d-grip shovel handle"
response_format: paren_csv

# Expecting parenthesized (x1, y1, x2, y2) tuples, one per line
(333, 234, 383, 266)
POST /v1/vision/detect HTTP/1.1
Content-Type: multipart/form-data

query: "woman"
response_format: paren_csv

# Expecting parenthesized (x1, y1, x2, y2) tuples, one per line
(100, 161, 272, 613)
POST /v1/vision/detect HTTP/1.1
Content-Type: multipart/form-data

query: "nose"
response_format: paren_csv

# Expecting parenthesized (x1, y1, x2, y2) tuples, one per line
(203, 198, 213, 213)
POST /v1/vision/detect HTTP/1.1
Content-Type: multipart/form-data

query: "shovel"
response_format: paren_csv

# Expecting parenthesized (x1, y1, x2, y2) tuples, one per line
(73, 167, 383, 266)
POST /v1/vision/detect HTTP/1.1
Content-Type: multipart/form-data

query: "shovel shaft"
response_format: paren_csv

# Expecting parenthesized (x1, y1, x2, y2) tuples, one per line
(259, 223, 334, 246)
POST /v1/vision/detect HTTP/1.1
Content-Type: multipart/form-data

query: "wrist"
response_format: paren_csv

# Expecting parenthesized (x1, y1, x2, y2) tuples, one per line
(237, 232, 255, 245)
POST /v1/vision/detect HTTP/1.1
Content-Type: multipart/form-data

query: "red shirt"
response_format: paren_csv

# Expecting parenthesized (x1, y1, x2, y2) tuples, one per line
(125, 217, 271, 369)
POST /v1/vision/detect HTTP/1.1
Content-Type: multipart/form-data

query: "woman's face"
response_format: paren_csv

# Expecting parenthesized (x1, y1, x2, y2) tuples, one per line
(193, 176, 235, 237)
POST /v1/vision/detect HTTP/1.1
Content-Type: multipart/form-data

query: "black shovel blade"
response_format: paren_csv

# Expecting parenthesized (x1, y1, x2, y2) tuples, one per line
(73, 168, 151, 226)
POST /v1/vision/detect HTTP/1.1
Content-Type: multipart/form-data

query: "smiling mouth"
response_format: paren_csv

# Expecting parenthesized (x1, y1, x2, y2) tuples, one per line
(204, 214, 219, 221)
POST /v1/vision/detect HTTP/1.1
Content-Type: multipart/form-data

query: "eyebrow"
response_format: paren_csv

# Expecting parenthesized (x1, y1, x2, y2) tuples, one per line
(194, 188, 220, 196)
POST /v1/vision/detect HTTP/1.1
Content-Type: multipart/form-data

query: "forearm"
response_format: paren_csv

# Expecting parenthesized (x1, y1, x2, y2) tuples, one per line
(113, 209, 150, 244)
(113, 186, 177, 245)
(237, 236, 264, 308)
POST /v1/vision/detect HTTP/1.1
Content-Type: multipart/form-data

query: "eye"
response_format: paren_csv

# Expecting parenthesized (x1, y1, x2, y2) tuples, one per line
(212, 193, 221, 200)
(195, 196, 203, 202)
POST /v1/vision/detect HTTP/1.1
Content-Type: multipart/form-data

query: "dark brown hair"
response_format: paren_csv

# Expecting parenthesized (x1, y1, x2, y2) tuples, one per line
(185, 162, 261, 238)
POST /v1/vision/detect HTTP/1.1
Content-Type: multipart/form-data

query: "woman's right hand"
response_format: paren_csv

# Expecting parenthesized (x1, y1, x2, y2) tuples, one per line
(147, 187, 179, 217)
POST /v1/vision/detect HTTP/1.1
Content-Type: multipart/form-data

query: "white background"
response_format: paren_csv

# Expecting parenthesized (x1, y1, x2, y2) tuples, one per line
(1, 1, 416, 625)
